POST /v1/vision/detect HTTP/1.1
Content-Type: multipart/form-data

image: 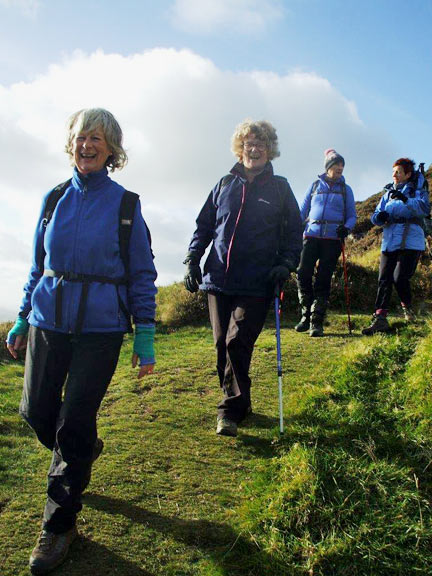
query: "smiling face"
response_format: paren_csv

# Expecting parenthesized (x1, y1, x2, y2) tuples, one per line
(326, 162, 344, 180)
(73, 127, 112, 175)
(242, 135, 269, 175)
(392, 165, 411, 186)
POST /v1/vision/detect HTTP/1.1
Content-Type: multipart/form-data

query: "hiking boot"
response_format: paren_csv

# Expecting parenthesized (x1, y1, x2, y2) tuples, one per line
(309, 297, 327, 337)
(81, 437, 104, 491)
(309, 319, 324, 338)
(402, 306, 416, 323)
(295, 309, 310, 332)
(216, 417, 237, 437)
(29, 526, 77, 575)
(362, 314, 390, 335)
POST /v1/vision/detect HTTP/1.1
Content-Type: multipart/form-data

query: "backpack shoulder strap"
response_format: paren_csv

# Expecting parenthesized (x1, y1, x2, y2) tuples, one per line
(218, 173, 235, 193)
(39, 179, 71, 272)
(43, 179, 71, 225)
(119, 190, 140, 277)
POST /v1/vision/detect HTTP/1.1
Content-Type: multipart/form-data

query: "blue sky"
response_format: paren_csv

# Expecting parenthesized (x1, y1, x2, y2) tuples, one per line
(0, 0, 431, 319)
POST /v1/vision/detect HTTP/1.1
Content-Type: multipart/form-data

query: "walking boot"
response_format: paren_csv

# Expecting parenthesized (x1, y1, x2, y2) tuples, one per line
(362, 313, 390, 335)
(401, 305, 416, 323)
(29, 526, 77, 575)
(295, 290, 312, 332)
(295, 307, 311, 332)
(310, 298, 327, 337)
(216, 417, 237, 437)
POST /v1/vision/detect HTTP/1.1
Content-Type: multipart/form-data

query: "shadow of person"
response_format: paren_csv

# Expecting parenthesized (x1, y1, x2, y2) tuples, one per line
(84, 493, 277, 576)
(62, 536, 153, 576)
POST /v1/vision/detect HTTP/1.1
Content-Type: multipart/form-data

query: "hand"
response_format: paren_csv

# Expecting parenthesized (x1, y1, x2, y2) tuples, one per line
(268, 265, 292, 291)
(6, 334, 28, 359)
(390, 189, 407, 203)
(132, 354, 154, 379)
(183, 253, 202, 293)
(376, 211, 390, 225)
(133, 324, 155, 378)
(336, 224, 349, 239)
(6, 316, 30, 359)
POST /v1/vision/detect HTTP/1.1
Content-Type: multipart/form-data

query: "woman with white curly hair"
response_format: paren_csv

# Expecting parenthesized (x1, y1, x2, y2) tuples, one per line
(184, 119, 302, 437)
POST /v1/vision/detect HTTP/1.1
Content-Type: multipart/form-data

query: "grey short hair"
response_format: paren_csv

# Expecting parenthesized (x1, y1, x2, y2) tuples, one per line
(65, 108, 128, 171)
(231, 119, 280, 162)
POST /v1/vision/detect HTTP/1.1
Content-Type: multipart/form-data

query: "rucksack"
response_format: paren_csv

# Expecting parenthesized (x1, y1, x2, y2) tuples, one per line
(39, 179, 153, 333)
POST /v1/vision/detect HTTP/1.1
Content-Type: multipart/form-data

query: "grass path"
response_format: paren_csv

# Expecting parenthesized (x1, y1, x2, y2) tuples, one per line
(0, 314, 409, 575)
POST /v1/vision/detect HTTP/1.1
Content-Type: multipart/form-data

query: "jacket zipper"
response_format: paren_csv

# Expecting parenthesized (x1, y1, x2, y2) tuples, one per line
(67, 184, 87, 332)
(226, 182, 247, 273)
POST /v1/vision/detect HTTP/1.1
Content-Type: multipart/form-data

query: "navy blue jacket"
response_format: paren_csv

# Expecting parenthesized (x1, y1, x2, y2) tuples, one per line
(20, 167, 157, 333)
(188, 162, 303, 297)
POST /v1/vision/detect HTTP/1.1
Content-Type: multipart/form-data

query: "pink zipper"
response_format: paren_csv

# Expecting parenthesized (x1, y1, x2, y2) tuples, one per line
(226, 182, 247, 272)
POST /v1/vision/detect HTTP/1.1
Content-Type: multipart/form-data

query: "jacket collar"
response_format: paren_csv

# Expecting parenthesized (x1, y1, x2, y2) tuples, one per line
(231, 161, 274, 183)
(72, 167, 111, 192)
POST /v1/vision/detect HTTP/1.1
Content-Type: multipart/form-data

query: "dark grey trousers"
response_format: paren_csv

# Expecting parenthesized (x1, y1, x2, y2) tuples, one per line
(297, 237, 342, 302)
(375, 249, 421, 311)
(208, 292, 271, 423)
(20, 326, 123, 534)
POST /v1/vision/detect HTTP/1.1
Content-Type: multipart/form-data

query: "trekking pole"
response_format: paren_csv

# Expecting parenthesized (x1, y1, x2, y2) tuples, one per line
(340, 241, 353, 335)
(274, 284, 284, 435)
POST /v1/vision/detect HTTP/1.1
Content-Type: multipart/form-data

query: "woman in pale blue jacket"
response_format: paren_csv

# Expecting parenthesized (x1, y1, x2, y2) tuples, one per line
(363, 158, 430, 335)
(296, 149, 356, 336)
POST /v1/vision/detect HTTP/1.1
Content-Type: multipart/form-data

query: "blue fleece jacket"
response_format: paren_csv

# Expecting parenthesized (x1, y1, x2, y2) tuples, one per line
(19, 167, 157, 333)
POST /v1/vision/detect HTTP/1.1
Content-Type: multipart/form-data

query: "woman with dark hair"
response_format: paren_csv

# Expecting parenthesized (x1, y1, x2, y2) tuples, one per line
(363, 158, 430, 335)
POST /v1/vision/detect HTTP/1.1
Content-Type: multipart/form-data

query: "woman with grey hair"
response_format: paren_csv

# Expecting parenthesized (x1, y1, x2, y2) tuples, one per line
(184, 119, 302, 437)
(6, 108, 157, 574)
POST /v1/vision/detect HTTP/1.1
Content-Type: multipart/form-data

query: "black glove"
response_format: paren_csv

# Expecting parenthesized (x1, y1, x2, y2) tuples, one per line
(183, 253, 202, 293)
(268, 265, 292, 294)
(336, 224, 349, 239)
(390, 189, 407, 203)
(376, 211, 390, 225)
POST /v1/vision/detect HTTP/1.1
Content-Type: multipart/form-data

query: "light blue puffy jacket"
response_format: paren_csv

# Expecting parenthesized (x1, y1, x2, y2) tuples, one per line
(371, 174, 430, 252)
(300, 174, 356, 239)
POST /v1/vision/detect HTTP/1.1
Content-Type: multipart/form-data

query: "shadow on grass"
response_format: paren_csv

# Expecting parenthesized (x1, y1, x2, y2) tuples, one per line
(84, 493, 277, 576)
(62, 536, 153, 576)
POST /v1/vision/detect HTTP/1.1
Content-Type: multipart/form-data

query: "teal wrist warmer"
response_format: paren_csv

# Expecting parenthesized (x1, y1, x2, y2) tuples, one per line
(7, 316, 30, 345)
(134, 325, 155, 366)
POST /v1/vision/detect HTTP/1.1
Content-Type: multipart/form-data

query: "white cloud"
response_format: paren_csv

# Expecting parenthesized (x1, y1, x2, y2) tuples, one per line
(0, 0, 40, 18)
(0, 47, 395, 320)
(169, 0, 285, 34)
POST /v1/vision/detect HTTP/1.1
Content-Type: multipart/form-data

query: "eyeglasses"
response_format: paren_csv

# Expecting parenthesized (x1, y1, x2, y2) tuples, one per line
(243, 141, 267, 151)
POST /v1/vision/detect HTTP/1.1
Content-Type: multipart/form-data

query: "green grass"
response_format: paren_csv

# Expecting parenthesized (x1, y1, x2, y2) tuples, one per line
(0, 313, 431, 575)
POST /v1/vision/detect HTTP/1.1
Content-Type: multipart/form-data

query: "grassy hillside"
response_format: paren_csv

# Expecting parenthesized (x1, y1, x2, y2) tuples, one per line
(1, 311, 431, 575)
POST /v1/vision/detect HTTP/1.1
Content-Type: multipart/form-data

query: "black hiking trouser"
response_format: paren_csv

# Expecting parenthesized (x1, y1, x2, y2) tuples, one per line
(19, 326, 123, 534)
(208, 292, 271, 423)
(296, 237, 342, 302)
(374, 249, 421, 312)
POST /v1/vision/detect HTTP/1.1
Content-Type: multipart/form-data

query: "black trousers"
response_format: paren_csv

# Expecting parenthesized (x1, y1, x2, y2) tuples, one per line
(20, 326, 123, 534)
(297, 237, 342, 302)
(208, 292, 271, 423)
(374, 249, 421, 312)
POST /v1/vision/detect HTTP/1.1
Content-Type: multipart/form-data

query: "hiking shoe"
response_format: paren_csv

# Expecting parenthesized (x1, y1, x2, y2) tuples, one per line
(402, 306, 416, 323)
(216, 417, 237, 437)
(81, 437, 104, 491)
(29, 526, 77, 575)
(309, 322, 324, 337)
(295, 314, 310, 332)
(362, 314, 390, 335)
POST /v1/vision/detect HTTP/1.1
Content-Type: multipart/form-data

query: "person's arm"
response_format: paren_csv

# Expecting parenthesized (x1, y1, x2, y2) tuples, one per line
(371, 192, 390, 226)
(127, 199, 158, 378)
(344, 185, 357, 230)
(390, 185, 430, 219)
(277, 182, 303, 270)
